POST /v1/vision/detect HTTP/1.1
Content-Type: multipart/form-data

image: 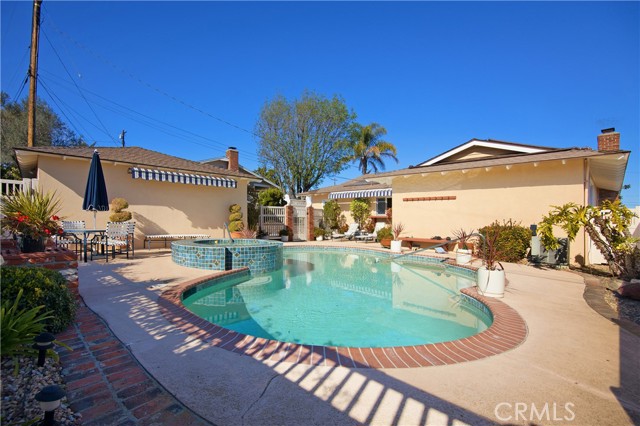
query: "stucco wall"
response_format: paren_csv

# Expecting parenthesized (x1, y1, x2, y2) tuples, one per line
(36, 155, 248, 248)
(392, 159, 587, 262)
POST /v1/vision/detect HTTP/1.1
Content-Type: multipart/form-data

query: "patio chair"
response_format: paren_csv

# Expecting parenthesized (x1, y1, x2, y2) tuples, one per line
(355, 222, 386, 243)
(58, 220, 85, 253)
(92, 222, 130, 262)
(340, 223, 359, 240)
(125, 221, 136, 258)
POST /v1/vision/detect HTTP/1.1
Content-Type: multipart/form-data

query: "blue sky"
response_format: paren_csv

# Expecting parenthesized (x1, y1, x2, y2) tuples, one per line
(2, 1, 638, 206)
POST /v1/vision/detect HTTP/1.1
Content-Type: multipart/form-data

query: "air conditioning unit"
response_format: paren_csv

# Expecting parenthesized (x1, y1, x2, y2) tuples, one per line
(530, 236, 569, 265)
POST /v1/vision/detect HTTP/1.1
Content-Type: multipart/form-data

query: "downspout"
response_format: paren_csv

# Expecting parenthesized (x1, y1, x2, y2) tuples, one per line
(583, 158, 589, 266)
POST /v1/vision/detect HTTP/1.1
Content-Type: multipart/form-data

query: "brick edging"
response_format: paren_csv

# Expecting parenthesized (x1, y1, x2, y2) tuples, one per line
(159, 268, 528, 369)
(56, 289, 212, 425)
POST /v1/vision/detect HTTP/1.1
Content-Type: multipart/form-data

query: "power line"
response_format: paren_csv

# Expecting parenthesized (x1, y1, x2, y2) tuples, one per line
(40, 69, 263, 161)
(46, 22, 260, 139)
(40, 28, 119, 146)
(38, 78, 97, 142)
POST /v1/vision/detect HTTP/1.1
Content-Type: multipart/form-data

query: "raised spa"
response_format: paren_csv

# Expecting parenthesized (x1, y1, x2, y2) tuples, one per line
(172, 239, 283, 274)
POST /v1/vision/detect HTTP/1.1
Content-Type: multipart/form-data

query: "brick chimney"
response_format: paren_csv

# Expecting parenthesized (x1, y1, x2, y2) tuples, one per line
(226, 147, 239, 172)
(597, 128, 620, 151)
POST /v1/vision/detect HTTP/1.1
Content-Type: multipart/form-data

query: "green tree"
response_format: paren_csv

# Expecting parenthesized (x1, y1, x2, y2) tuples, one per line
(1, 92, 85, 178)
(255, 91, 355, 195)
(350, 198, 371, 228)
(347, 122, 398, 175)
(539, 200, 640, 279)
(258, 187, 286, 207)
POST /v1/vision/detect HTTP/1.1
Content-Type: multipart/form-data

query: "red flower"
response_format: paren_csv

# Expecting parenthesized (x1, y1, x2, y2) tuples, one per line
(44, 229, 51, 235)
(51, 215, 60, 221)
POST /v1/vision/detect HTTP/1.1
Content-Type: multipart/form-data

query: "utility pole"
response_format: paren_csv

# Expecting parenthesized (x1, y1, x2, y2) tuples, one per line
(119, 129, 126, 147)
(27, 0, 43, 147)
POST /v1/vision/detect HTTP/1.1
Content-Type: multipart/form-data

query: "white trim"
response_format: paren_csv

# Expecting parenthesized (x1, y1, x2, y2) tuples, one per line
(419, 139, 547, 166)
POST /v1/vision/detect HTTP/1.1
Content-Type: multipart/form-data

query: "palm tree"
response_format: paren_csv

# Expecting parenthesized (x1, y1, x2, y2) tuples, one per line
(347, 122, 398, 175)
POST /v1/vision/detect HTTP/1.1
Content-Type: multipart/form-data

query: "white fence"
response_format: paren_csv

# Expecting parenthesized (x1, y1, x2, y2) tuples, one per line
(0, 178, 38, 196)
(259, 206, 286, 238)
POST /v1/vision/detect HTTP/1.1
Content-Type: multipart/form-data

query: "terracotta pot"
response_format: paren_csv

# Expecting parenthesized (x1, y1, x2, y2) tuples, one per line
(380, 238, 391, 248)
(230, 232, 243, 239)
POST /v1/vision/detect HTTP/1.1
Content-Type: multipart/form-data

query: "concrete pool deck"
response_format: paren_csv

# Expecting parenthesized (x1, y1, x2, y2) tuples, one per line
(68, 242, 639, 425)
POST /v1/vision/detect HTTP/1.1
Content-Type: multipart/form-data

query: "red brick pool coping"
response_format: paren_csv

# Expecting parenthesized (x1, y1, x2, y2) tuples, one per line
(159, 267, 528, 369)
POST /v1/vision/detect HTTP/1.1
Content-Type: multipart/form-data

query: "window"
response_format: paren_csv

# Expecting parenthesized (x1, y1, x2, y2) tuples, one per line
(376, 197, 392, 215)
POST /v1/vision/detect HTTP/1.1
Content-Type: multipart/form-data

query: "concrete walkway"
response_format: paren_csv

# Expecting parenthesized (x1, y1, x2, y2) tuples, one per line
(69, 245, 639, 425)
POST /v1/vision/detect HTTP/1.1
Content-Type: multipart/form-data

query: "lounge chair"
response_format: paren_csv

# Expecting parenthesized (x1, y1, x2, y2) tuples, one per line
(355, 222, 386, 243)
(338, 223, 359, 240)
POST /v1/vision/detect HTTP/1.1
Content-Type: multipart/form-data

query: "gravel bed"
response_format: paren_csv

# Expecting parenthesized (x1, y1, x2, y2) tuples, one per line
(603, 278, 640, 326)
(1, 356, 81, 425)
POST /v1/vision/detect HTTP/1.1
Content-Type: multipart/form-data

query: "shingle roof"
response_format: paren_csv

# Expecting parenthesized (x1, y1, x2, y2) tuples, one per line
(302, 177, 389, 195)
(14, 146, 253, 179)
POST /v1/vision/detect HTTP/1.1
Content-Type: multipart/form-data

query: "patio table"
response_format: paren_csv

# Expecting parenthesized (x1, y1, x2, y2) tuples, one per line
(65, 229, 105, 262)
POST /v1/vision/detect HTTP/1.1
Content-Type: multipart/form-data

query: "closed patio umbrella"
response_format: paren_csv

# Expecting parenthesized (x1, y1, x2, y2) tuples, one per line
(83, 150, 109, 228)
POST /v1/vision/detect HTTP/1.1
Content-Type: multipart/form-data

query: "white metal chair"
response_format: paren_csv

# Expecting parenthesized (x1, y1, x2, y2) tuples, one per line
(58, 220, 85, 253)
(125, 221, 136, 258)
(92, 222, 130, 262)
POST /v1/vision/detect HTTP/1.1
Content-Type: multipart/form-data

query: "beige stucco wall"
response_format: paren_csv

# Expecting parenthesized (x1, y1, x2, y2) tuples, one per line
(35, 155, 249, 248)
(392, 158, 587, 263)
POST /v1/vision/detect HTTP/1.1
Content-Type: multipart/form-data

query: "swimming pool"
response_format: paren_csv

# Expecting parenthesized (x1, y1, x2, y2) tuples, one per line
(182, 249, 492, 348)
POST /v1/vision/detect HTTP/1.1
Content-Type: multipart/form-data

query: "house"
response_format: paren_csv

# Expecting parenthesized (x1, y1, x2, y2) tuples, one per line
(13, 146, 257, 248)
(306, 129, 630, 265)
(200, 147, 279, 191)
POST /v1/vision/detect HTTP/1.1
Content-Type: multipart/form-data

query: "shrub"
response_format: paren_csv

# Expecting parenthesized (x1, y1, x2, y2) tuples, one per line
(350, 198, 370, 228)
(228, 204, 244, 232)
(1, 266, 76, 333)
(376, 226, 393, 242)
(323, 200, 342, 230)
(1, 289, 52, 359)
(477, 219, 531, 263)
(314, 227, 326, 238)
(109, 197, 132, 222)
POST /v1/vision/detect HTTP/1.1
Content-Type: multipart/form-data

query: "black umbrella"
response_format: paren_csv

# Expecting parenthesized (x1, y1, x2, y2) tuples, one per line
(82, 150, 109, 228)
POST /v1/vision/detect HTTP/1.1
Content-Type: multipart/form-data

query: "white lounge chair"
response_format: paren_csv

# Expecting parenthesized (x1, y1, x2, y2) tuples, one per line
(355, 222, 387, 243)
(337, 223, 359, 240)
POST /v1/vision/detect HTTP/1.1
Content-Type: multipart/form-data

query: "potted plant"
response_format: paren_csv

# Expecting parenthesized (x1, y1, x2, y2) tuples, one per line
(0, 190, 64, 253)
(313, 227, 325, 241)
(279, 228, 290, 242)
(376, 226, 393, 248)
(476, 227, 505, 298)
(452, 228, 475, 265)
(228, 204, 244, 238)
(390, 222, 405, 253)
(238, 227, 257, 239)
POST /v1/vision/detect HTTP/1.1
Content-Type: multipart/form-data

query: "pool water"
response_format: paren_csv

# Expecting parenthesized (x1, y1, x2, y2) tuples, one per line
(182, 250, 491, 348)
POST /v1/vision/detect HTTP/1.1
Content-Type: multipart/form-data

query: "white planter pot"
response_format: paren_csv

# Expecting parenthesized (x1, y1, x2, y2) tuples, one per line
(456, 249, 472, 265)
(390, 240, 402, 253)
(281, 236, 288, 242)
(316, 236, 323, 241)
(476, 267, 505, 298)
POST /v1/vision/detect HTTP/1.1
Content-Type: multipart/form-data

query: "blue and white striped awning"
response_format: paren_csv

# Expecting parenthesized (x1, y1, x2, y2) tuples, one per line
(329, 188, 392, 199)
(131, 167, 236, 188)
